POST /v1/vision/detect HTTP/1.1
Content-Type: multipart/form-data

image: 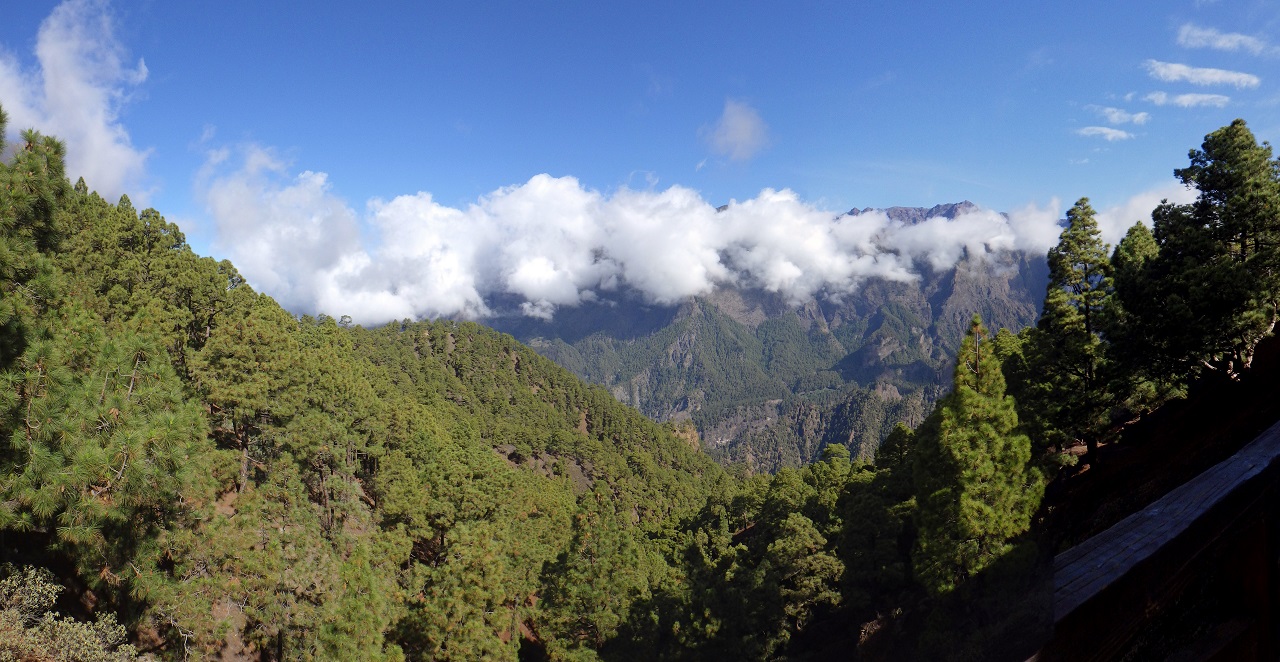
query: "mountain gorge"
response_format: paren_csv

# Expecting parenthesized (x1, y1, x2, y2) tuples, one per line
(490, 202, 1051, 471)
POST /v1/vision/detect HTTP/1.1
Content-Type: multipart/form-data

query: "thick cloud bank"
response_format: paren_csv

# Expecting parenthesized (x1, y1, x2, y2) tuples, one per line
(0, 0, 150, 202)
(202, 146, 1191, 326)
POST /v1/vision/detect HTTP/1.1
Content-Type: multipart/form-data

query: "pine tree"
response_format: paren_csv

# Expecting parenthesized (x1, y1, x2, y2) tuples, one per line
(913, 316, 1044, 596)
(189, 291, 301, 492)
(1125, 119, 1280, 379)
(0, 106, 66, 369)
(1048, 199, 1113, 341)
(1104, 221, 1186, 418)
(837, 422, 917, 619)
(1027, 198, 1114, 464)
(1111, 222, 1158, 289)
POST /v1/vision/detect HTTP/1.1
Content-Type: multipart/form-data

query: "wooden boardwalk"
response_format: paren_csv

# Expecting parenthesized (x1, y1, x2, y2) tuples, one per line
(1041, 418, 1280, 660)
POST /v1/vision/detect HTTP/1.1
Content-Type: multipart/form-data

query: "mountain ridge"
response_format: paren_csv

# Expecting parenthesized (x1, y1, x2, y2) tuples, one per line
(487, 203, 1052, 471)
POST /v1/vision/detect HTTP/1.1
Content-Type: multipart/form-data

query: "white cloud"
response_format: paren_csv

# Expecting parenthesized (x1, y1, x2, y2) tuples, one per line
(1094, 183, 1198, 245)
(201, 144, 364, 316)
(1144, 59, 1260, 88)
(0, 0, 149, 201)
(1177, 24, 1272, 55)
(201, 148, 1076, 325)
(1076, 126, 1135, 141)
(702, 99, 769, 161)
(1087, 105, 1150, 125)
(1144, 91, 1231, 107)
(881, 201, 1062, 272)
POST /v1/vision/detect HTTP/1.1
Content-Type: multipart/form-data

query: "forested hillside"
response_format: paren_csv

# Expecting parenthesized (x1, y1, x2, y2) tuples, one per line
(0, 105, 734, 660)
(491, 208, 1048, 472)
(3, 104, 1279, 661)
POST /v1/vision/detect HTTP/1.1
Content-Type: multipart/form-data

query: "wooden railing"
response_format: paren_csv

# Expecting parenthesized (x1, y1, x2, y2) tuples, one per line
(1036, 419, 1280, 660)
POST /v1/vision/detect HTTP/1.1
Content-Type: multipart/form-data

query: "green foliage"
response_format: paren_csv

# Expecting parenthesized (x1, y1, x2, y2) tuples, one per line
(1116, 119, 1280, 380)
(54, 188, 245, 372)
(0, 311, 209, 584)
(913, 316, 1044, 596)
(190, 291, 300, 492)
(1102, 222, 1187, 418)
(836, 421, 918, 621)
(140, 462, 406, 660)
(1111, 223, 1158, 293)
(668, 450, 852, 660)
(0, 108, 66, 370)
(540, 493, 662, 659)
(0, 565, 141, 662)
(0, 115, 736, 658)
(1002, 199, 1115, 461)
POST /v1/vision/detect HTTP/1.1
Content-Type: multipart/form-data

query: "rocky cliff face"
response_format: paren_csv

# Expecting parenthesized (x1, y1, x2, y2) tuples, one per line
(487, 203, 1050, 472)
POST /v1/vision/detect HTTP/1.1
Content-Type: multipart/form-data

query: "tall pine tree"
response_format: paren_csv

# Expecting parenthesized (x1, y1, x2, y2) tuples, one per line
(1029, 198, 1114, 464)
(913, 316, 1044, 596)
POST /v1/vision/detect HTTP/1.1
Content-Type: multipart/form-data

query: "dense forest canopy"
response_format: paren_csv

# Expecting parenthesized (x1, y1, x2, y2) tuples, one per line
(2, 103, 1280, 660)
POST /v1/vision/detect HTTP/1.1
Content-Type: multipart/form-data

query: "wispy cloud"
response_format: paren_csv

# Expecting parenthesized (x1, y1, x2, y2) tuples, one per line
(1144, 59, 1259, 88)
(1144, 91, 1230, 107)
(0, 0, 150, 201)
(1177, 24, 1272, 56)
(1076, 126, 1135, 141)
(701, 99, 769, 161)
(1087, 105, 1150, 125)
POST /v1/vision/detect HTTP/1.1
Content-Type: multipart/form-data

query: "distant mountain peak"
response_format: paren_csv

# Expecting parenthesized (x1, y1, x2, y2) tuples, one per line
(847, 201, 983, 225)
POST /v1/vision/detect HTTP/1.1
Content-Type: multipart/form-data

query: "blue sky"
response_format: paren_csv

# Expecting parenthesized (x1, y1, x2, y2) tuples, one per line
(1, 1, 1278, 323)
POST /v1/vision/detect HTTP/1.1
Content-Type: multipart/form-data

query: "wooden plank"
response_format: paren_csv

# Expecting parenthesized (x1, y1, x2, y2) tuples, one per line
(1052, 419, 1280, 620)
